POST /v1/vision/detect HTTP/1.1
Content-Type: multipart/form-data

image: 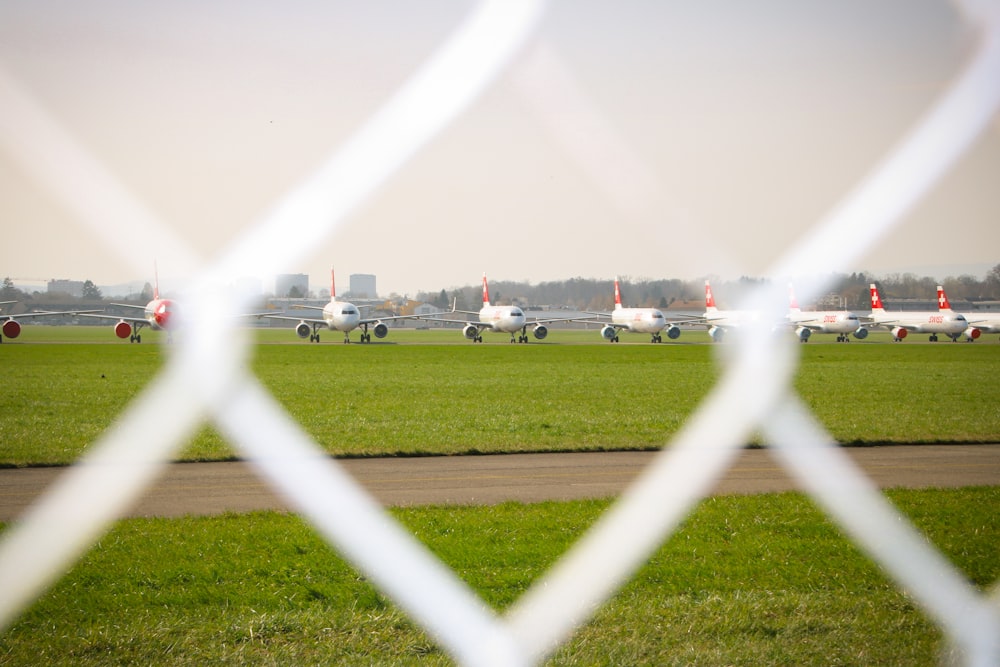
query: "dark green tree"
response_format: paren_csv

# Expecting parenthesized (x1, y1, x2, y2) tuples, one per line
(82, 280, 103, 300)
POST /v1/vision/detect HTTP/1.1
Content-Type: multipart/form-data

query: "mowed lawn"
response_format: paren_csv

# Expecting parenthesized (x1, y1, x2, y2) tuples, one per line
(1, 326, 998, 465)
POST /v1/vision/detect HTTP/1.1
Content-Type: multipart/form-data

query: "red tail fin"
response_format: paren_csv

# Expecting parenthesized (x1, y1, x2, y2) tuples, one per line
(788, 283, 800, 312)
(705, 280, 717, 310)
(331, 267, 337, 299)
(482, 273, 490, 306)
(153, 260, 160, 300)
(869, 283, 884, 310)
(613, 277, 623, 310)
(936, 285, 950, 310)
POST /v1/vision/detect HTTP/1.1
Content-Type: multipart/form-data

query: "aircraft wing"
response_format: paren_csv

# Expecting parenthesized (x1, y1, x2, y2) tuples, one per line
(411, 314, 477, 326)
(3, 309, 99, 319)
(256, 313, 326, 325)
(77, 312, 150, 325)
(358, 313, 425, 326)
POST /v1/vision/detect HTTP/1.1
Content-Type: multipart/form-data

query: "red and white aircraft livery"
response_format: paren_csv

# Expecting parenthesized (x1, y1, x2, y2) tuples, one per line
(0, 302, 88, 343)
(701, 280, 760, 342)
(936, 285, 991, 342)
(79, 273, 177, 343)
(262, 269, 414, 343)
(592, 277, 681, 343)
(868, 283, 970, 342)
(786, 284, 867, 343)
(418, 274, 577, 343)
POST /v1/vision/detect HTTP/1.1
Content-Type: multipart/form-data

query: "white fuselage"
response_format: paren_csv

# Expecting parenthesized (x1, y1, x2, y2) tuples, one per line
(323, 300, 362, 332)
(479, 304, 526, 333)
(869, 310, 968, 336)
(612, 307, 666, 334)
(786, 310, 861, 335)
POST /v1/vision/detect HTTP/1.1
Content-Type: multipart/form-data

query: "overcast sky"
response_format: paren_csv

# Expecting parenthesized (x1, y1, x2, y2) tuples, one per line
(1, 0, 997, 297)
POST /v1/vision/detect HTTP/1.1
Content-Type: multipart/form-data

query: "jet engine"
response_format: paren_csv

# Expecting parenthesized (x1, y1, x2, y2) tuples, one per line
(295, 321, 312, 339)
(532, 324, 548, 340)
(852, 327, 869, 340)
(463, 324, 480, 340)
(890, 326, 908, 341)
(708, 325, 725, 342)
(795, 326, 812, 342)
(665, 325, 681, 340)
(113, 321, 132, 339)
(965, 326, 981, 341)
(373, 322, 389, 339)
(2, 319, 22, 340)
(600, 325, 617, 341)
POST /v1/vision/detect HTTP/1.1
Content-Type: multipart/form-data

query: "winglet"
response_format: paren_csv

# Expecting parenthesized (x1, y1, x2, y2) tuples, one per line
(936, 285, 951, 311)
(482, 273, 490, 306)
(869, 283, 885, 311)
(704, 280, 717, 312)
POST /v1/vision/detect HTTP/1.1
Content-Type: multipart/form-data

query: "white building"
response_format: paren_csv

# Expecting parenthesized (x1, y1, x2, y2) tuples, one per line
(349, 274, 377, 298)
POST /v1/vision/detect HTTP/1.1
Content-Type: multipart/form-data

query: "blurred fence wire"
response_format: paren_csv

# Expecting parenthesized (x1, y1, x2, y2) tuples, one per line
(1, 1, 999, 665)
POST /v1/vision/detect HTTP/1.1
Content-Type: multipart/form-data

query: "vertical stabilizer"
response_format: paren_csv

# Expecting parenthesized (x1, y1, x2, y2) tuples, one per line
(153, 260, 160, 300)
(704, 280, 718, 313)
(330, 267, 337, 301)
(869, 284, 886, 312)
(936, 285, 951, 311)
(788, 283, 800, 313)
(613, 277, 623, 310)
(482, 273, 490, 306)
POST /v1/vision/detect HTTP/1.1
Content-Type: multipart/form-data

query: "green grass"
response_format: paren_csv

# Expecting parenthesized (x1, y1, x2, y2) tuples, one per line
(1, 327, 998, 465)
(1, 487, 996, 665)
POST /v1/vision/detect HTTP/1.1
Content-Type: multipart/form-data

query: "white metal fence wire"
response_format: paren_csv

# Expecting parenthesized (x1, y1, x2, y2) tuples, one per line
(1, 1, 999, 665)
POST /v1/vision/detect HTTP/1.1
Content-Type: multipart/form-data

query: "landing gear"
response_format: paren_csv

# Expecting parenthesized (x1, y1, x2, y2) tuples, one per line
(651, 333, 662, 343)
(930, 334, 939, 342)
(130, 333, 142, 343)
(309, 333, 320, 342)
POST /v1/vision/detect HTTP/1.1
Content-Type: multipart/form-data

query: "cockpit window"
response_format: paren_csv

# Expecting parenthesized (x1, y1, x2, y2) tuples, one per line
(342, 308, 358, 316)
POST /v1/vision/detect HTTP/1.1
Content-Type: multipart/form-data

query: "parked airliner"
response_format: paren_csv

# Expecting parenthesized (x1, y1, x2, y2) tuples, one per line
(936, 285, 991, 342)
(700, 280, 761, 342)
(262, 269, 415, 343)
(80, 268, 178, 342)
(417, 274, 577, 343)
(868, 283, 970, 342)
(786, 284, 867, 342)
(589, 277, 682, 343)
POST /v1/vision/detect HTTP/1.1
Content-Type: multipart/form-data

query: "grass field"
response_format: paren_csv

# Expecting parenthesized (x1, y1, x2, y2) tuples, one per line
(1, 487, 996, 665)
(1, 325, 997, 664)
(0, 326, 997, 465)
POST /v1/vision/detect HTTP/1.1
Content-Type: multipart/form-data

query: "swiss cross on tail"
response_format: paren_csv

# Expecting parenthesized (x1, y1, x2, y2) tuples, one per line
(869, 284, 884, 310)
(937, 286, 950, 310)
(704, 280, 717, 310)
(614, 277, 623, 310)
(481, 273, 490, 306)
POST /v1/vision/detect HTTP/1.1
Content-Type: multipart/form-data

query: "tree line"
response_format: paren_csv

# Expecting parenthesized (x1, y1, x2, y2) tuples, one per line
(414, 264, 1000, 311)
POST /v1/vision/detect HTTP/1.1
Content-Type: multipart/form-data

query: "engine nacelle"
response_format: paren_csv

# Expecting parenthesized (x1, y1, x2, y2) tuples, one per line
(708, 325, 725, 343)
(852, 327, 869, 340)
(665, 325, 681, 340)
(532, 324, 548, 340)
(795, 326, 812, 342)
(373, 322, 389, 339)
(462, 324, 480, 340)
(890, 326, 908, 341)
(600, 325, 617, 341)
(2, 319, 22, 339)
(965, 326, 981, 341)
(295, 321, 312, 339)
(113, 320, 131, 339)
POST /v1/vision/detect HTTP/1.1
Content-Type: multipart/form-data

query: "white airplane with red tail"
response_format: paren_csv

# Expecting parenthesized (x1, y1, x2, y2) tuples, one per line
(936, 285, 993, 342)
(262, 269, 415, 343)
(786, 283, 867, 342)
(80, 268, 178, 343)
(868, 283, 971, 342)
(590, 277, 682, 343)
(700, 280, 760, 342)
(418, 274, 578, 343)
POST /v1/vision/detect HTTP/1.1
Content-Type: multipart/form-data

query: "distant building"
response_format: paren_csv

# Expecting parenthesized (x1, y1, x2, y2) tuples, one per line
(350, 274, 377, 298)
(275, 273, 309, 298)
(47, 279, 84, 297)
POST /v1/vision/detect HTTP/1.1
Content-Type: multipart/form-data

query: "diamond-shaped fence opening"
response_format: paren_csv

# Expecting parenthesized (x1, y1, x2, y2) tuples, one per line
(1, 1, 998, 665)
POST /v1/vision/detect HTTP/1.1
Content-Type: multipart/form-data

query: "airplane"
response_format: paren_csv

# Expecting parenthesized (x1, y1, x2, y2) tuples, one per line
(1, 303, 91, 343)
(936, 285, 993, 342)
(700, 280, 761, 342)
(416, 274, 579, 343)
(79, 268, 178, 343)
(587, 277, 683, 343)
(867, 283, 971, 342)
(260, 268, 415, 343)
(786, 283, 868, 343)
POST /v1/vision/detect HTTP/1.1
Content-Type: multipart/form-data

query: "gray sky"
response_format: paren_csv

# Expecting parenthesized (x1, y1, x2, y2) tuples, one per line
(1, 0, 997, 297)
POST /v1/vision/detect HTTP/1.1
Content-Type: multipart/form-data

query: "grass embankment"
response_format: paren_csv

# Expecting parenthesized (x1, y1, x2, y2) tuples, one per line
(1, 487, 996, 665)
(1, 327, 998, 465)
